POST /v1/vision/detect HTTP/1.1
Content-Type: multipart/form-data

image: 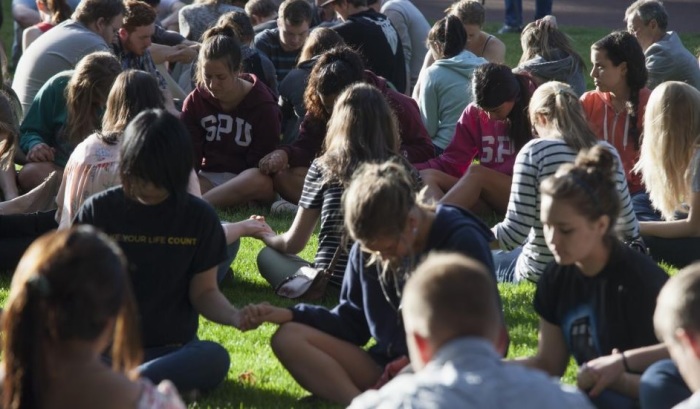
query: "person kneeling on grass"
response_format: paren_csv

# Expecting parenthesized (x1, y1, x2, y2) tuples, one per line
(350, 252, 594, 409)
(245, 159, 506, 405)
(75, 109, 269, 395)
(511, 145, 669, 409)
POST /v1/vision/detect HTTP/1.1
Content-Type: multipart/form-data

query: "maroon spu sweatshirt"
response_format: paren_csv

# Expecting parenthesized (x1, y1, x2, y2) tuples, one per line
(181, 73, 281, 173)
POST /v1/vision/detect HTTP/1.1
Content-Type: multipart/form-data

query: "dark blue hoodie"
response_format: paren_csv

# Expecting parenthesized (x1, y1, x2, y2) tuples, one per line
(290, 204, 496, 362)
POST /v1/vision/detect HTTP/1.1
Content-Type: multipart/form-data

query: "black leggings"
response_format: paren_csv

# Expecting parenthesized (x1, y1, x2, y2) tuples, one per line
(0, 210, 58, 272)
(643, 235, 700, 269)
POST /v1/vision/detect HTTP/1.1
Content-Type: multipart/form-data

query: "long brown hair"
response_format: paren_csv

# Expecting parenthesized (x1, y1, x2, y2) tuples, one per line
(99, 70, 165, 144)
(63, 52, 121, 147)
(2, 226, 142, 409)
(316, 83, 399, 186)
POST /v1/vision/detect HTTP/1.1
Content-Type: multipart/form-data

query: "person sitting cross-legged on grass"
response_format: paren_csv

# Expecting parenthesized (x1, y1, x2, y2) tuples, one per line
(416, 63, 535, 211)
(415, 15, 487, 155)
(350, 252, 594, 409)
(252, 83, 418, 290)
(414, 0, 505, 99)
(514, 16, 587, 96)
(511, 145, 669, 409)
(74, 109, 270, 395)
(181, 25, 281, 208)
(488, 81, 641, 283)
(581, 31, 651, 220)
(632, 81, 700, 269)
(631, 82, 700, 409)
(17, 51, 121, 192)
(258, 46, 434, 207)
(2, 226, 187, 409)
(245, 159, 505, 405)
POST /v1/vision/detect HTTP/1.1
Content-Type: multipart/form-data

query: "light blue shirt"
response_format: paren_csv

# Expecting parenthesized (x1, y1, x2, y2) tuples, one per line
(349, 337, 594, 409)
(674, 391, 700, 409)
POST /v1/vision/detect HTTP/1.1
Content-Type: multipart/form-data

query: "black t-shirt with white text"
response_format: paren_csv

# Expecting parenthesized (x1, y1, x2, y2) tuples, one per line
(76, 187, 227, 348)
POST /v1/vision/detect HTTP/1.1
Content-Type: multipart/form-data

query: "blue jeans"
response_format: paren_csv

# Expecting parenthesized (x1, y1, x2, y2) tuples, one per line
(493, 247, 522, 283)
(216, 239, 240, 283)
(504, 0, 553, 27)
(632, 191, 662, 222)
(640, 359, 692, 409)
(643, 235, 700, 268)
(139, 338, 231, 393)
(590, 390, 637, 409)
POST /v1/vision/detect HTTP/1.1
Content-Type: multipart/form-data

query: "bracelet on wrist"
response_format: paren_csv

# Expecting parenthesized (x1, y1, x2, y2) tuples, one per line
(620, 350, 631, 373)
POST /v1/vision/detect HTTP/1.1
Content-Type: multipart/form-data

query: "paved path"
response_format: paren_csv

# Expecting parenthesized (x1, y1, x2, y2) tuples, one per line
(412, 0, 700, 34)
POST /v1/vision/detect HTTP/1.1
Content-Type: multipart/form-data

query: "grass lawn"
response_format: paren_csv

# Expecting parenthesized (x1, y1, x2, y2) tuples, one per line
(1, 3, 698, 407)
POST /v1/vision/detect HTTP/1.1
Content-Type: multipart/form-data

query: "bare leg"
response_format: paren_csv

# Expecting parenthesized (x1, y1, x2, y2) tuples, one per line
(203, 168, 275, 208)
(273, 166, 308, 205)
(17, 162, 61, 192)
(0, 170, 62, 215)
(419, 168, 458, 201)
(441, 164, 512, 214)
(0, 167, 18, 200)
(197, 174, 214, 195)
(271, 322, 383, 405)
(186, 170, 202, 198)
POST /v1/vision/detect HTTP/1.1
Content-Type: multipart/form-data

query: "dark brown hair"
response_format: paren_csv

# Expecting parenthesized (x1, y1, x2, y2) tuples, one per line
(592, 31, 648, 150)
(196, 25, 243, 86)
(63, 52, 121, 147)
(121, 0, 157, 32)
(304, 46, 364, 125)
(540, 145, 621, 240)
(2, 226, 142, 409)
(40, 0, 71, 24)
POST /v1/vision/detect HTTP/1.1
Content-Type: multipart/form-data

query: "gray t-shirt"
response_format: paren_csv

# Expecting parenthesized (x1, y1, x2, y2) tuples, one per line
(12, 20, 110, 116)
(380, 0, 430, 91)
(178, 3, 244, 42)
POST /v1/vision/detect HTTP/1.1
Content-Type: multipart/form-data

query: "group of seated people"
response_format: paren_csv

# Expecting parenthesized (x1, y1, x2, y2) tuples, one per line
(1, 0, 700, 407)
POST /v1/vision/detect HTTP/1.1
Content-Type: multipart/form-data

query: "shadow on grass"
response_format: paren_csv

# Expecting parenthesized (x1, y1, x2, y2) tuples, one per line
(191, 378, 343, 409)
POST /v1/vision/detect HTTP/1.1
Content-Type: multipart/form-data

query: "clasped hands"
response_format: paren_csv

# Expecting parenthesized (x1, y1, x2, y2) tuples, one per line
(234, 302, 293, 332)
